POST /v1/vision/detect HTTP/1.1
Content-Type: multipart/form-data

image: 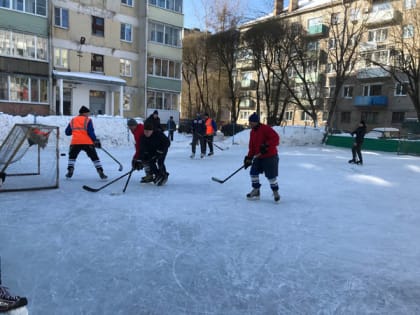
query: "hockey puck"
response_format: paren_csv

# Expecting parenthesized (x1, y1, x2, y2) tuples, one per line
(60, 153, 66, 156)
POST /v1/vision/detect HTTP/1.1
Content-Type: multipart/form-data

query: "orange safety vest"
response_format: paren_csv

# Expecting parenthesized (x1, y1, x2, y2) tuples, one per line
(70, 116, 94, 145)
(205, 118, 215, 135)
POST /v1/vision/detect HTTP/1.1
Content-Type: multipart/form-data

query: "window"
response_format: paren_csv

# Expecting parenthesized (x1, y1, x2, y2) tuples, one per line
(395, 82, 408, 96)
(0, 75, 8, 100)
(361, 111, 379, 124)
(147, 89, 179, 110)
(2, 30, 47, 61)
(341, 112, 351, 123)
(54, 48, 68, 68)
(368, 28, 388, 42)
(403, 25, 414, 38)
(0, 0, 46, 15)
(328, 38, 336, 49)
(121, 0, 133, 6)
(149, 0, 182, 12)
(120, 23, 132, 42)
(392, 112, 405, 123)
(331, 13, 339, 25)
(54, 7, 69, 28)
(123, 93, 131, 111)
(363, 84, 382, 96)
(285, 111, 293, 121)
(350, 8, 360, 21)
(120, 59, 132, 77)
(91, 54, 104, 72)
(300, 111, 311, 121)
(327, 63, 336, 73)
(343, 86, 353, 98)
(307, 41, 319, 51)
(404, 0, 416, 9)
(10, 76, 29, 101)
(92, 16, 104, 36)
(148, 21, 181, 47)
(308, 17, 322, 28)
(147, 57, 181, 79)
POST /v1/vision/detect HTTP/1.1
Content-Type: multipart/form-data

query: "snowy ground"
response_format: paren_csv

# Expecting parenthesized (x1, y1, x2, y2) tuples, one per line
(1, 115, 420, 314)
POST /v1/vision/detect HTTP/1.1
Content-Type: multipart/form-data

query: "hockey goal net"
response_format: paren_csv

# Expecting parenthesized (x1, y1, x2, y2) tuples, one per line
(0, 124, 59, 192)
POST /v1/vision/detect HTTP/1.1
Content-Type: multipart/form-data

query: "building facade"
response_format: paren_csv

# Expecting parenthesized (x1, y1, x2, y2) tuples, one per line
(236, 0, 419, 130)
(0, 0, 50, 116)
(1, 0, 183, 121)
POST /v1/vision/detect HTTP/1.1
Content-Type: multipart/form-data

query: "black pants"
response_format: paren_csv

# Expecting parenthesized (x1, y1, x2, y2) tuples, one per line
(168, 130, 174, 141)
(67, 144, 102, 169)
(205, 135, 214, 153)
(352, 142, 363, 162)
(192, 133, 205, 154)
(145, 152, 167, 176)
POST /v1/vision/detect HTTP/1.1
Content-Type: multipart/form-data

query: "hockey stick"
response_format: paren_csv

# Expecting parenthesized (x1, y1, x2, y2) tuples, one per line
(196, 133, 227, 151)
(122, 169, 134, 193)
(100, 147, 123, 171)
(211, 165, 245, 184)
(82, 169, 133, 192)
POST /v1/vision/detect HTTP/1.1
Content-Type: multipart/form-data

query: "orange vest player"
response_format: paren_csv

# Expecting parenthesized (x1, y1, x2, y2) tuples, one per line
(64, 106, 107, 179)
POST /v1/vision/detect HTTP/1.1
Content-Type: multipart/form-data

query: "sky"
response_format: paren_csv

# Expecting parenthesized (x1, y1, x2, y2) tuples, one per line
(183, 0, 274, 30)
(1, 114, 420, 314)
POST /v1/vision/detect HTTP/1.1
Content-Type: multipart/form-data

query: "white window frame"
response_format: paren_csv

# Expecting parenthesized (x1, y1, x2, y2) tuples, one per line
(368, 28, 388, 43)
(120, 59, 132, 77)
(120, 23, 132, 42)
(54, 48, 68, 68)
(403, 24, 414, 38)
(54, 7, 69, 28)
(395, 82, 408, 96)
(343, 86, 353, 98)
(121, 0, 133, 7)
(404, 0, 416, 9)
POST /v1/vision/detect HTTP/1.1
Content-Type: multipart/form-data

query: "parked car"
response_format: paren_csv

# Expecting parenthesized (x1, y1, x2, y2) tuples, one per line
(365, 127, 400, 139)
(178, 119, 192, 134)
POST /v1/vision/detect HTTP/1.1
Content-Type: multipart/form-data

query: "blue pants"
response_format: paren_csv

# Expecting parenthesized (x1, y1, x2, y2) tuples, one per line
(249, 155, 279, 190)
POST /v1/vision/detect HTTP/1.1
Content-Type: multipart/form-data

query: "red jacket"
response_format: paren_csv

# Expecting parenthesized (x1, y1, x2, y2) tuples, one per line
(247, 123, 279, 158)
(130, 124, 144, 159)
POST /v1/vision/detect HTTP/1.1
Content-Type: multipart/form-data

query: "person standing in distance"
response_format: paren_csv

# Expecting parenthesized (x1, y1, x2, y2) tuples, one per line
(167, 116, 176, 141)
(203, 113, 217, 156)
(65, 106, 107, 179)
(190, 113, 206, 158)
(145, 110, 161, 131)
(243, 112, 280, 202)
(348, 120, 367, 165)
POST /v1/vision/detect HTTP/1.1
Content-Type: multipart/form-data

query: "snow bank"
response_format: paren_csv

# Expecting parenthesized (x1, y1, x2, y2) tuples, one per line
(0, 113, 323, 150)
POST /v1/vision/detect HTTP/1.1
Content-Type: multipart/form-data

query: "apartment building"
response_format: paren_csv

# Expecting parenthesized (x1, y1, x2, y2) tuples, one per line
(0, 0, 50, 116)
(1, 0, 183, 120)
(236, 0, 419, 130)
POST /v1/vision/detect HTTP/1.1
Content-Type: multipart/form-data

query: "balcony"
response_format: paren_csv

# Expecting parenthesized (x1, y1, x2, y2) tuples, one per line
(354, 96, 388, 106)
(240, 79, 257, 89)
(366, 9, 401, 26)
(359, 42, 377, 52)
(306, 24, 329, 37)
(357, 67, 390, 79)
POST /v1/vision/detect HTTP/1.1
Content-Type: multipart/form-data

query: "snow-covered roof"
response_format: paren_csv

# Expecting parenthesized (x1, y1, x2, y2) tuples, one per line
(53, 70, 126, 86)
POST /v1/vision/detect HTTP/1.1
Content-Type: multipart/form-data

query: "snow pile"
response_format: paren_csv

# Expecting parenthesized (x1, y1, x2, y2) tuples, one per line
(0, 113, 323, 151)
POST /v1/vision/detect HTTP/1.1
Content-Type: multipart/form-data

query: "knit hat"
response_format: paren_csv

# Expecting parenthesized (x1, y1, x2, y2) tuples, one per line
(248, 112, 260, 123)
(79, 106, 90, 114)
(127, 118, 138, 127)
(144, 121, 154, 131)
(153, 110, 158, 115)
(204, 113, 209, 117)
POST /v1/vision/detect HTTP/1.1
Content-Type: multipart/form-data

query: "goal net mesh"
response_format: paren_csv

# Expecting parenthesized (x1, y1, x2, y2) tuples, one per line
(0, 124, 59, 192)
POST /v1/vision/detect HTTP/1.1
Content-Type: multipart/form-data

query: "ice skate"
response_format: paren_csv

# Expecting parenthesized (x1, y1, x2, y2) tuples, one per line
(200, 153, 205, 158)
(273, 190, 280, 202)
(190, 153, 195, 159)
(246, 188, 260, 200)
(156, 172, 169, 186)
(348, 159, 356, 164)
(208, 151, 214, 156)
(140, 174, 155, 183)
(65, 167, 74, 178)
(97, 168, 107, 180)
(0, 286, 28, 312)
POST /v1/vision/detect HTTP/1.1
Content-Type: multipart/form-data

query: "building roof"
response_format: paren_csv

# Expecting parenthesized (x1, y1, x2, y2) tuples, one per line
(53, 70, 126, 86)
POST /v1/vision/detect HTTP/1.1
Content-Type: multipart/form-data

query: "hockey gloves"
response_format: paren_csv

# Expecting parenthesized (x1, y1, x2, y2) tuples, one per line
(243, 156, 253, 169)
(260, 143, 268, 154)
(94, 140, 102, 149)
(132, 159, 143, 171)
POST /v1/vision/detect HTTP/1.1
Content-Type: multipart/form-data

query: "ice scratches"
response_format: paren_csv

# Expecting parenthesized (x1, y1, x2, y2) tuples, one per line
(172, 249, 197, 302)
(347, 173, 393, 187)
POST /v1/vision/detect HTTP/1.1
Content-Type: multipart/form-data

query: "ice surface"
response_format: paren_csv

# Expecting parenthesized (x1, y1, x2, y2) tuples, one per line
(1, 115, 420, 314)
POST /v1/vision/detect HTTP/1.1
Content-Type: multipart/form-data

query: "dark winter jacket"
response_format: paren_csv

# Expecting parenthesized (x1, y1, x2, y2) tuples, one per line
(351, 125, 366, 144)
(138, 130, 170, 161)
(145, 114, 161, 131)
(247, 123, 280, 159)
(191, 117, 206, 136)
(167, 119, 176, 131)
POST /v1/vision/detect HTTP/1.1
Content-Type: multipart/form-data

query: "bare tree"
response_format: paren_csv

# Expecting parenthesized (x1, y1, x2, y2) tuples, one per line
(322, 2, 367, 142)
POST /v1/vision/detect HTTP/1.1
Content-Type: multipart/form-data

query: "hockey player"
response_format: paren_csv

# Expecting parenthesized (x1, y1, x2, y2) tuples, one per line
(138, 121, 170, 186)
(203, 113, 217, 156)
(349, 120, 367, 165)
(243, 112, 280, 202)
(190, 113, 206, 158)
(65, 106, 107, 179)
(0, 172, 5, 188)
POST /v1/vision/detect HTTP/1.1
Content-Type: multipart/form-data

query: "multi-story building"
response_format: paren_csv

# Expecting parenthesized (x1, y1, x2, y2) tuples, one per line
(0, 0, 50, 116)
(1, 0, 183, 121)
(236, 0, 419, 130)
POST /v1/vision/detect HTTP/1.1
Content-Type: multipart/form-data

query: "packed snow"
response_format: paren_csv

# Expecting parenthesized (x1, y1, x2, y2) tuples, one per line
(1, 114, 420, 314)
